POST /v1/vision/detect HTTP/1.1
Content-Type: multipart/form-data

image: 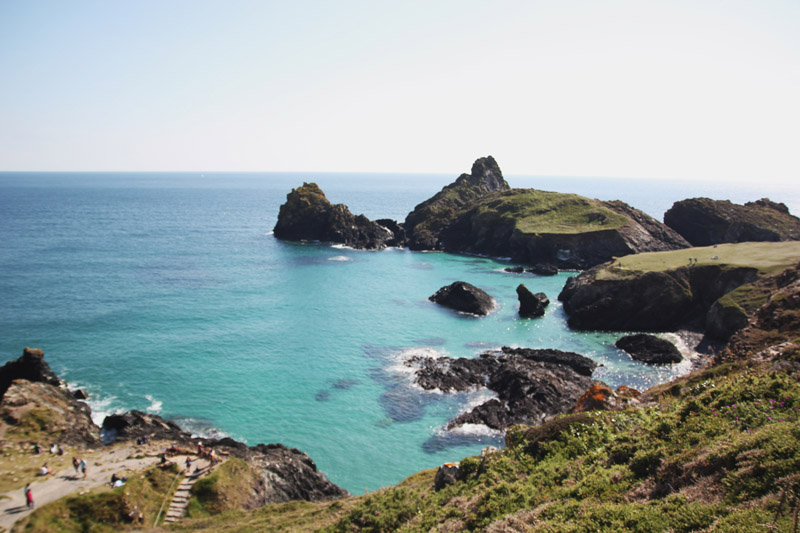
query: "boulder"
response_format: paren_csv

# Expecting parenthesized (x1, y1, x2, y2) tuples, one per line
(429, 281, 496, 316)
(273, 183, 395, 250)
(408, 347, 598, 430)
(615, 334, 683, 364)
(664, 197, 800, 246)
(516, 284, 549, 318)
(504, 266, 525, 273)
(0, 347, 62, 400)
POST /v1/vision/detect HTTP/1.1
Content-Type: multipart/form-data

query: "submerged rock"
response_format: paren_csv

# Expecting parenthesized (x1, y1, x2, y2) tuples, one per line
(429, 281, 496, 316)
(527, 263, 559, 276)
(615, 334, 683, 365)
(516, 284, 549, 318)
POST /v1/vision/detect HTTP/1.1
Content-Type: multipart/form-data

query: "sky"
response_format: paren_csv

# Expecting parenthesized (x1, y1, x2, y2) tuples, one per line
(1, 0, 798, 183)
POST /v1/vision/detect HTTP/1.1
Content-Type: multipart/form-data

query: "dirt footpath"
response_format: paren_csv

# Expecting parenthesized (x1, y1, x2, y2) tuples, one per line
(0, 444, 179, 531)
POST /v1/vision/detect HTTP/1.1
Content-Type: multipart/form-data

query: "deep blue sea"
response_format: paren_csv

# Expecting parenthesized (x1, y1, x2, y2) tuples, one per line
(1, 171, 798, 492)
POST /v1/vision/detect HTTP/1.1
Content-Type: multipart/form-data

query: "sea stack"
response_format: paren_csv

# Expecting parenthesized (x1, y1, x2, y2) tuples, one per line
(273, 182, 399, 250)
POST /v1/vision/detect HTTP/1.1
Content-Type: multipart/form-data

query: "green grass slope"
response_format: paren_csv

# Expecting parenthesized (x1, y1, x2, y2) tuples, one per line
(602, 241, 800, 278)
(466, 189, 631, 235)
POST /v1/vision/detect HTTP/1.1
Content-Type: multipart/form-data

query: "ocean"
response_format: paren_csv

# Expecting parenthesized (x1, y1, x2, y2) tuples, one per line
(1, 171, 797, 492)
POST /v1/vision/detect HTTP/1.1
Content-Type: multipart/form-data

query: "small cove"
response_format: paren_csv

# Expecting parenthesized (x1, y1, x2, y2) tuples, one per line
(1, 171, 796, 492)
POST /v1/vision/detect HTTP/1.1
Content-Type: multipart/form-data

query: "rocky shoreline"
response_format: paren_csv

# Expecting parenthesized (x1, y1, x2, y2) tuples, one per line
(0, 348, 348, 506)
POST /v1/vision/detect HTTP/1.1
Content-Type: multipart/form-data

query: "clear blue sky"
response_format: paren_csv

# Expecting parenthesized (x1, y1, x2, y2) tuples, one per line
(1, 0, 798, 183)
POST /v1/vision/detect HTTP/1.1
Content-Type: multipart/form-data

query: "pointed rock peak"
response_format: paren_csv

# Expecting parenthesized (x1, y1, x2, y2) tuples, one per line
(463, 156, 509, 192)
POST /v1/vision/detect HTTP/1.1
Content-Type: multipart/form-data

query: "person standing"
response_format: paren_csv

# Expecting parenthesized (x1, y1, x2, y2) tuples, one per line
(72, 456, 80, 476)
(24, 484, 34, 509)
(80, 458, 87, 479)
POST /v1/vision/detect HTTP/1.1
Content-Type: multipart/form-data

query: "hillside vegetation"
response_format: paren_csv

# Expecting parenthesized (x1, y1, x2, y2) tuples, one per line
(466, 189, 631, 235)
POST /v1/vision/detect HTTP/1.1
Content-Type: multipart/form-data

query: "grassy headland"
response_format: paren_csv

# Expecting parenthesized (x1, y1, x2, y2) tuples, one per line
(601, 241, 800, 279)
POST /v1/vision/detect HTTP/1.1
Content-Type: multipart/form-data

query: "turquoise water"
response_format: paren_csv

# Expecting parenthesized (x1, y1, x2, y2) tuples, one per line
(1, 172, 797, 492)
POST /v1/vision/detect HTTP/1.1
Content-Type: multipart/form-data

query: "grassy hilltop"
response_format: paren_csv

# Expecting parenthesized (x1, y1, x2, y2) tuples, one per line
(601, 241, 800, 279)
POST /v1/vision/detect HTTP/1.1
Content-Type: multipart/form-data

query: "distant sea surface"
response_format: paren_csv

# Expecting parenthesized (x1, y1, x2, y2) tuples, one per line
(1, 171, 797, 492)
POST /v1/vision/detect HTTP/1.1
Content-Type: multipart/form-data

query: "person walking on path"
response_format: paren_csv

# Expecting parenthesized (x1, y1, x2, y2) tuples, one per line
(80, 458, 87, 479)
(24, 484, 33, 509)
(72, 456, 80, 476)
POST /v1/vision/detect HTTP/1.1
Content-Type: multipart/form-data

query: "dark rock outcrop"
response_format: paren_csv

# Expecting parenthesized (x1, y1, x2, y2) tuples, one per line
(247, 443, 348, 503)
(1, 379, 102, 447)
(0, 347, 62, 400)
(725, 264, 800, 360)
(527, 263, 559, 276)
(664, 197, 800, 246)
(429, 281, 496, 316)
(102, 410, 192, 443)
(403, 157, 689, 269)
(615, 334, 683, 364)
(0, 348, 101, 447)
(516, 284, 549, 318)
(404, 156, 510, 251)
(408, 347, 598, 430)
(273, 182, 396, 250)
(559, 264, 759, 331)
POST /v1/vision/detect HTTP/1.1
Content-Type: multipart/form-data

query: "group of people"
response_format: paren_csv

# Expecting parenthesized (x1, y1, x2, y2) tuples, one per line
(72, 456, 87, 479)
(32, 442, 63, 456)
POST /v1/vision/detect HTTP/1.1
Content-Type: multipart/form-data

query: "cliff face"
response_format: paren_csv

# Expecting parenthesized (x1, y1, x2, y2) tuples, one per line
(558, 264, 759, 332)
(273, 182, 398, 250)
(664, 197, 800, 246)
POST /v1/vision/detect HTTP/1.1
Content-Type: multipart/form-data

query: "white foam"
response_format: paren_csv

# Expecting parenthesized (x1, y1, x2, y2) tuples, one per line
(86, 393, 119, 427)
(265, 230, 274, 235)
(145, 394, 163, 414)
(385, 346, 448, 389)
(445, 423, 503, 438)
(328, 255, 351, 262)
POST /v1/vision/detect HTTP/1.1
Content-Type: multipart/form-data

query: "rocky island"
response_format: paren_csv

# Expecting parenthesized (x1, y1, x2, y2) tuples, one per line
(273, 156, 691, 269)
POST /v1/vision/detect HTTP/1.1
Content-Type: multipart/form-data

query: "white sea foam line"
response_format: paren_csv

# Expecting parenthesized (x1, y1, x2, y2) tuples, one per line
(145, 394, 163, 414)
(265, 230, 274, 235)
(328, 255, 351, 261)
